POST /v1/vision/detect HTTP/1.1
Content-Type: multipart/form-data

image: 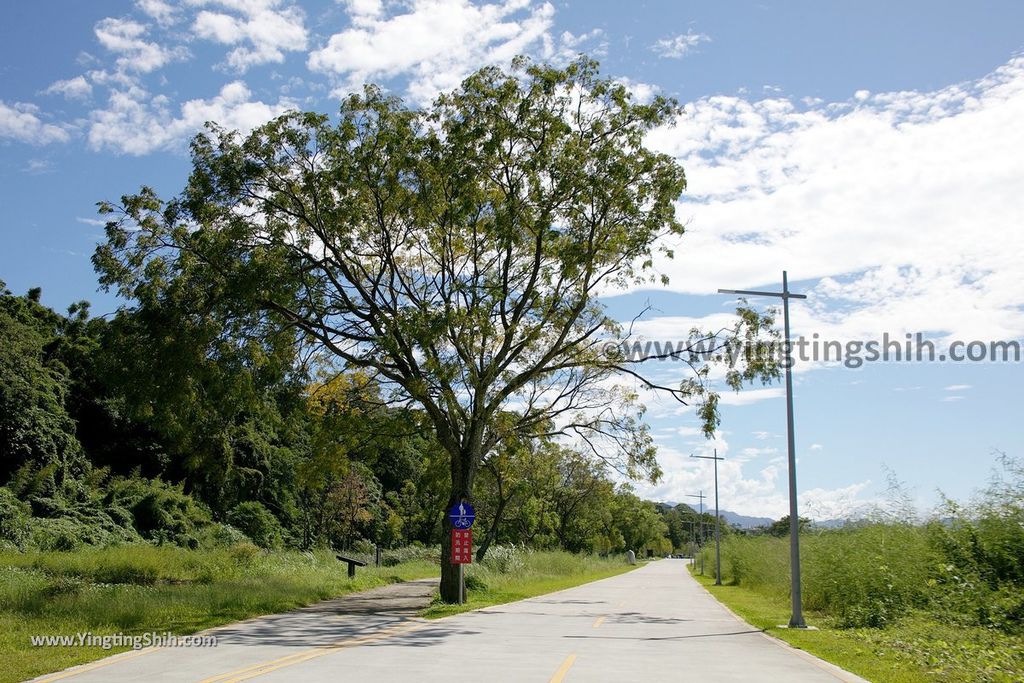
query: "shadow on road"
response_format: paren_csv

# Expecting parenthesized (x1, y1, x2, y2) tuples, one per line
(203, 578, 441, 648)
(563, 629, 764, 642)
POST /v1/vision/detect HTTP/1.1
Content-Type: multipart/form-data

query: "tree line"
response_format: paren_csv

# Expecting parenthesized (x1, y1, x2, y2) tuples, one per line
(0, 282, 726, 558)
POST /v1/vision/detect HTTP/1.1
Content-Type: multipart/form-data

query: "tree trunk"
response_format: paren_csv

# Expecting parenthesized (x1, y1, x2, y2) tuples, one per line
(438, 446, 477, 603)
(475, 461, 507, 562)
(475, 495, 508, 562)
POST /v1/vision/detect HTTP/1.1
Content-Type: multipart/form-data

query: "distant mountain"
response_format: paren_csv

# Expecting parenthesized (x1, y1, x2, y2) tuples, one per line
(718, 509, 776, 529)
(659, 502, 775, 529)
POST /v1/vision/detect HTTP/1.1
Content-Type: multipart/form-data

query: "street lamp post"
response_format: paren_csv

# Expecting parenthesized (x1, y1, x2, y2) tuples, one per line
(687, 491, 706, 575)
(718, 270, 808, 628)
(691, 449, 725, 585)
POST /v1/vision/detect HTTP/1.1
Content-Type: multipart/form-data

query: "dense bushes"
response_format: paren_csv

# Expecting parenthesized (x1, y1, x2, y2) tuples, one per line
(703, 461, 1024, 635)
(0, 489, 30, 549)
(712, 524, 935, 628)
(0, 473, 220, 551)
(226, 502, 284, 549)
(103, 476, 211, 547)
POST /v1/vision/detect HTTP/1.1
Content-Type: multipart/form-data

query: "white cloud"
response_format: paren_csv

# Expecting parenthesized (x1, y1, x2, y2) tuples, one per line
(739, 446, 778, 461)
(809, 443, 823, 450)
(615, 77, 659, 104)
(801, 481, 873, 520)
(76, 217, 107, 226)
(43, 76, 93, 100)
(88, 81, 295, 154)
(0, 102, 70, 144)
(344, 0, 383, 23)
(94, 17, 188, 73)
(651, 30, 710, 59)
(137, 0, 180, 26)
(944, 384, 972, 391)
(308, 0, 595, 104)
(941, 395, 964, 402)
(24, 159, 53, 174)
(641, 56, 1024, 348)
(191, 0, 308, 72)
(636, 442, 873, 518)
(718, 387, 783, 406)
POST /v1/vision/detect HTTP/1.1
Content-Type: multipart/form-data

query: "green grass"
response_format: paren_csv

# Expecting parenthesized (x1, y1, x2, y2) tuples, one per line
(1, 544, 637, 682)
(0, 544, 437, 683)
(690, 565, 1024, 682)
(420, 549, 637, 619)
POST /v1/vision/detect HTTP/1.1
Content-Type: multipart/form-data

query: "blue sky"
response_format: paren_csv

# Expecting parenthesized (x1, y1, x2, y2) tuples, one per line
(2, 0, 1023, 518)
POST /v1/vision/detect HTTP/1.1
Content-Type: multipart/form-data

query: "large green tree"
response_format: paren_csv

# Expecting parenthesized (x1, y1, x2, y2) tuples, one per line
(0, 284, 82, 482)
(94, 57, 772, 601)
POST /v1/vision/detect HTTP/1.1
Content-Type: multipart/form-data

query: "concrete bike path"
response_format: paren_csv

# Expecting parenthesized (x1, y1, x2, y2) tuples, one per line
(31, 561, 868, 682)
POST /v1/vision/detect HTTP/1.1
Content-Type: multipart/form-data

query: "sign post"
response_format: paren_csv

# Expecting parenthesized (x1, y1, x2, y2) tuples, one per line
(447, 502, 476, 604)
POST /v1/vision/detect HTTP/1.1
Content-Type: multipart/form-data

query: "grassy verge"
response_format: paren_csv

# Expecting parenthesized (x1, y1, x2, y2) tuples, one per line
(0, 544, 436, 683)
(689, 567, 1024, 682)
(692, 526, 1024, 683)
(421, 550, 637, 619)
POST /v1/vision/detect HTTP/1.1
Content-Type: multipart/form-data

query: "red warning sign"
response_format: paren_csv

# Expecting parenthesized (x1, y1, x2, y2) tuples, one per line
(452, 528, 473, 564)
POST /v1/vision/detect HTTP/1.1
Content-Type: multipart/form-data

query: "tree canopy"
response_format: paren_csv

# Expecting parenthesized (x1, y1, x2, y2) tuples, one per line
(93, 57, 775, 601)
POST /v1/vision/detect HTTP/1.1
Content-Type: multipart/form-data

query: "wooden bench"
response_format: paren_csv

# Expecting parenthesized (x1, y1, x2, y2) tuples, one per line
(336, 554, 368, 578)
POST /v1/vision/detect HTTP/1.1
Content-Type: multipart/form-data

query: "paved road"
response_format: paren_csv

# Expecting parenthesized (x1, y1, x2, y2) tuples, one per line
(33, 561, 867, 682)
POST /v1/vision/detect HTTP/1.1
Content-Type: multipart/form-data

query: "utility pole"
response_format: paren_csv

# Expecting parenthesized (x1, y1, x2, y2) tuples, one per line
(687, 491, 706, 575)
(719, 271, 808, 628)
(691, 449, 725, 585)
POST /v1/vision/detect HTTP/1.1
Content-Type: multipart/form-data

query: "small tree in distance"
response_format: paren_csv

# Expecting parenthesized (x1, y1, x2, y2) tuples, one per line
(94, 56, 778, 602)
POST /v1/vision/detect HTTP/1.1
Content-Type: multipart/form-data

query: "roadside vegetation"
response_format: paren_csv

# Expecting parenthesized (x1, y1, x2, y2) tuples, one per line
(695, 456, 1024, 682)
(0, 544, 436, 683)
(0, 542, 633, 682)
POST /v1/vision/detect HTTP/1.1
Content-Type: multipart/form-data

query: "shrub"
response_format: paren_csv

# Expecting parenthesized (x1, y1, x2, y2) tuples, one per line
(196, 523, 251, 548)
(382, 545, 439, 566)
(0, 487, 31, 549)
(464, 573, 488, 591)
(105, 477, 211, 546)
(226, 502, 283, 549)
(715, 524, 935, 628)
(227, 542, 262, 565)
(479, 544, 526, 574)
(27, 514, 140, 551)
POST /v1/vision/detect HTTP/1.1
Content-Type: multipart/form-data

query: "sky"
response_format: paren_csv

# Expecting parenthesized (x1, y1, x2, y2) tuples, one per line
(2, 0, 1023, 519)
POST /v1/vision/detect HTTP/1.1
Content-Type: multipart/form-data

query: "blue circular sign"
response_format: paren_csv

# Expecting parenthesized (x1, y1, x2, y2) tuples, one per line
(448, 502, 476, 528)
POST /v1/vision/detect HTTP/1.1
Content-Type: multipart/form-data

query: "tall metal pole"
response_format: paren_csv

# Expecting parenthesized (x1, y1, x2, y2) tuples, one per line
(714, 454, 720, 584)
(687, 492, 705, 575)
(691, 449, 725, 585)
(718, 271, 807, 628)
(780, 272, 805, 627)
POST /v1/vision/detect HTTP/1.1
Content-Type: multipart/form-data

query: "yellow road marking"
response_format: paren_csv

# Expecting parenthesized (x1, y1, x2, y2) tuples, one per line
(32, 647, 161, 682)
(199, 620, 426, 683)
(549, 654, 577, 683)
(591, 616, 606, 628)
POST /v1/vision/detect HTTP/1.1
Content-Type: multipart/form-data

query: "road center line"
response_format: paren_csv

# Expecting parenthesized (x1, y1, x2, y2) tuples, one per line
(549, 654, 577, 683)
